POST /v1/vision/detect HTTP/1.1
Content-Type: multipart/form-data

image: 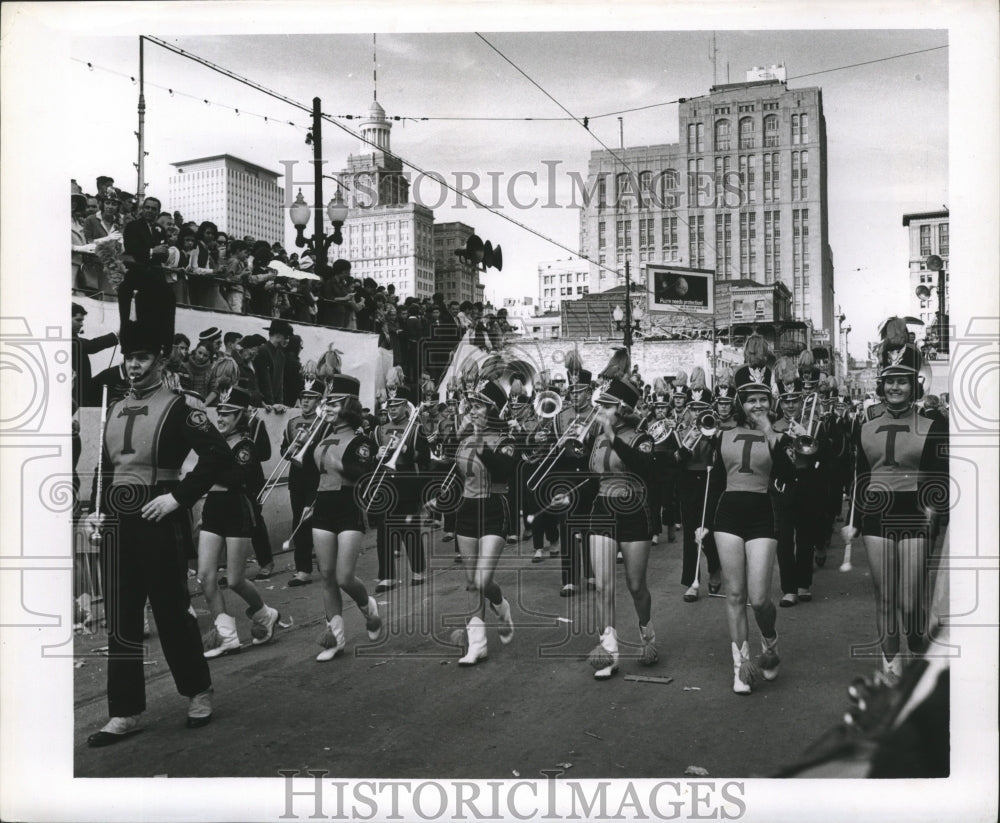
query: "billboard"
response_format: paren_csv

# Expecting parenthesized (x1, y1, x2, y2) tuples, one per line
(646, 264, 714, 315)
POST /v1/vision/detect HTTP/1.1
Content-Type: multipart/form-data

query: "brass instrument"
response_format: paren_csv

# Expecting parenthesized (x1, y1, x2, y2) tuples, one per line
(289, 402, 335, 468)
(363, 403, 419, 511)
(645, 417, 675, 445)
(89, 384, 110, 545)
(792, 392, 820, 459)
(678, 411, 718, 451)
(525, 390, 599, 493)
(533, 390, 562, 420)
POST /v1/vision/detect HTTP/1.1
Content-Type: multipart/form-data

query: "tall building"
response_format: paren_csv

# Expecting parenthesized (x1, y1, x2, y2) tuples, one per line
(337, 101, 436, 300)
(903, 209, 949, 332)
(537, 258, 590, 314)
(579, 66, 835, 334)
(433, 222, 485, 304)
(168, 154, 284, 242)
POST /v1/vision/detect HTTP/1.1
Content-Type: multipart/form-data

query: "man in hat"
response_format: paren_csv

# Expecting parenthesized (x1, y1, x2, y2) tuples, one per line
(549, 367, 598, 595)
(72, 302, 119, 408)
(282, 379, 325, 587)
(254, 320, 292, 412)
(372, 385, 430, 592)
(234, 334, 266, 407)
(198, 327, 223, 361)
(119, 195, 175, 355)
(85, 320, 239, 747)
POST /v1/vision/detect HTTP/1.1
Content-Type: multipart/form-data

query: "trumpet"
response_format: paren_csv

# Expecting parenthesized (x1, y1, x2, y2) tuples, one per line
(289, 404, 334, 468)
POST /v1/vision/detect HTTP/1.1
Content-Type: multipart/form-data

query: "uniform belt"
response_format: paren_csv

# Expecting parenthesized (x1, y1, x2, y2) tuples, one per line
(208, 484, 231, 493)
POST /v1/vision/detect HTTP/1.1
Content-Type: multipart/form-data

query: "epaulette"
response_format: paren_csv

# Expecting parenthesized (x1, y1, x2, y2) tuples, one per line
(865, 403, 887, 423)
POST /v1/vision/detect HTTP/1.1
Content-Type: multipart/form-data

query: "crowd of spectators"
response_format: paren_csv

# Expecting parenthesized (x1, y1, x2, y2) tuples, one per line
(71, 178, 518, 383)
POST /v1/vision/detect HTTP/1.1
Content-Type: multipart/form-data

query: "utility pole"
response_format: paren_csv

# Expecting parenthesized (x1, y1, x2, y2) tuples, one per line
(136, 36, 146, 200)
(311, 97, 326, 261)
(624, 259, 633, 352)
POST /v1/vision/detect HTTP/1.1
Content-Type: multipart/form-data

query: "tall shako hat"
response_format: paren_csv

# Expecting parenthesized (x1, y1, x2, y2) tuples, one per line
(568, 368, 593, 392)
(879, 342, 922, 378)
(465, 379, 509, 413)
(217, 386, 253, 414)
(596, 378, 641, 411)
(714, 383, 735, 402)
(119, 320, 163, 357)
(328, 374, 361, 399)
(387, 385, 414, 405)
(300, 377, 323, 399)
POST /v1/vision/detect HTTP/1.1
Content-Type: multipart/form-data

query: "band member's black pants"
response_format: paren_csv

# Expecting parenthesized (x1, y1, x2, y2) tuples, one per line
(289, 480, 316, 574)
(100, 511, 210, 718)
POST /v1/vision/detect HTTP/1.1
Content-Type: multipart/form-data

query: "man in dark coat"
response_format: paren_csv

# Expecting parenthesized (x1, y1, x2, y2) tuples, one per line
(253, 320, 292, 412)
(72, 303, 118, 407)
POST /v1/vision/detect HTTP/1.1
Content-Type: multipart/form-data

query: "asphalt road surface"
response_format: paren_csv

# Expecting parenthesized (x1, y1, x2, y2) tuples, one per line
(74, 513, 884, 779)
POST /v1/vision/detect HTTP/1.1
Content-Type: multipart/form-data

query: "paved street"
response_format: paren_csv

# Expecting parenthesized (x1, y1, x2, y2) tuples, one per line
(73, 509, 886, 780)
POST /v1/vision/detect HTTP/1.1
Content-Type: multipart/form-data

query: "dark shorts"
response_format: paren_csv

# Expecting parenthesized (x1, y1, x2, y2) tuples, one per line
(201, 491, 254, 538)
(713, 491, 775, 541)
(456, 494, 511, 540)
(859, 491, 931, 540)
(312, 489, 367, 535)
(588, 495, 655, 543)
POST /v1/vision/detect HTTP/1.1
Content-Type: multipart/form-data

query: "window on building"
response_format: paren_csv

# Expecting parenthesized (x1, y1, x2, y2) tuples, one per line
(715, 119, 731, 152)
(638, 171, 653, 209)
(689, 214, 705, 268)
(733, 299, 744, 319)
(659, 168, 679, 208)
(598, 175, 607, 209)
(938, 223, 949, 256)
(615, 172, 631, 207)
(688, 158, 706, 207)
(763, 153, 780, 202)
(919, 225, 932, 257)
(715, 212, 733, 278)
(687, 122, 705, 153)
(755, 299, 766, 318)
(739, 117, 755, 149)
(764, 114, 779, 147)
(791, 152, 801, 200)
(661, 216, 679, 261)
(740, 211, 757, 278)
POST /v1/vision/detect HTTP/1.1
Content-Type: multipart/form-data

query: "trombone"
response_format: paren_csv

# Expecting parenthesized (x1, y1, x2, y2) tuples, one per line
(362, 402, 419, 511)
(791, 392, 820, 459)
(525, 391, 599, 493)
(258, 401, 329, 505)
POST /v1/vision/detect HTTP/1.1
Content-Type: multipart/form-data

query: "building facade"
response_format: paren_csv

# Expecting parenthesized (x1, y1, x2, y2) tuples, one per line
(579, 66, 834, 335)
(537, 258, 590, 314)
(337, 101, 436, 300)
(168, 154, 284, 242)
(903, 209, 949, 336)
(434, 222, 485, 305)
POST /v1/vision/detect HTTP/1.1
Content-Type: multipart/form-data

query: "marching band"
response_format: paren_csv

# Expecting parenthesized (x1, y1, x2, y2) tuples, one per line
(84, 319, 948, 746)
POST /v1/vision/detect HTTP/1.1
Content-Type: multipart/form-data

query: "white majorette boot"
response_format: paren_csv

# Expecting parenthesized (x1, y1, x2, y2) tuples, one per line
(590, 627, 620, 679)
(731, 641, 757, 694)
(316, 615, 346, 662)
(203, 613, 241, 659)
(363, 596, 383, 641)
(639, 623, 658, 666)
(492, 598, 514, 645)
(759, 633, 780, 681)
(248, 604, 280, 645)
(458, 617, 488, 665)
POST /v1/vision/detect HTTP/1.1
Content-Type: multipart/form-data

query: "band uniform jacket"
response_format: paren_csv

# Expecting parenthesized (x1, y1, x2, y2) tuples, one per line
(587, 421, 654, 501)
(454, 431, 516, 498)
(374, 415, 431, 505)
(282, 411, 321, 493)
(313, 423, 377, 492)
(92, 384, 240, 515)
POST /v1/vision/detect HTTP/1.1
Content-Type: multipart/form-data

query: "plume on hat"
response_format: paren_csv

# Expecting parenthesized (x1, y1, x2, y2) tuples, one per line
(509, 377, 525, 398)
(599, 347, 630, 381)
(564, 349, 584, 376)
(880, 316, 909, 348)
(653, 376, 669, 396)
(689, 366, 706, 392)
(317, 347, 342, 380)
(385, 365, 405, 388)
(715, 366, 733, 387)
(460, 357, 480, 387)
(744, 334, 769, 368)
(92, 237, 128, 292)
(775, 355, 798, 385)
(674, 369, 688, 388)
(797, 348, 815, 375)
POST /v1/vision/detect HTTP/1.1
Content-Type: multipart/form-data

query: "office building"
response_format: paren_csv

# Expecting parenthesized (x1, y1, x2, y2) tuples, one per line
(903, 209, 949, 334)
(538, 258, 590, 314)
(434, 222, 485, 304)
(168, 154, 284, 242)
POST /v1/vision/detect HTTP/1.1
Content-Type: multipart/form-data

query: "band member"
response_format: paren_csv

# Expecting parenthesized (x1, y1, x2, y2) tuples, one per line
(504, 377, 534, 544)
(199, 388, 281, 657)
(713, 378, 737, 432)
(444, 379, 517, 665)
(434, 391, 464, 554)
(309, 375, 382, 662)
(86, 321, 234, 747)
(282, 380, 324, 587)
(645, 378, 679, 545)
(371, 386, 430, 592)
(674, 394, 723, 602)
(552, 367, 598, 596)
(706, 352, 795, 695)
(688, 366, 713, 407)
(521, 388, 562, 562)
(841, 341, 948, 685)
(584, 363, 658, 680)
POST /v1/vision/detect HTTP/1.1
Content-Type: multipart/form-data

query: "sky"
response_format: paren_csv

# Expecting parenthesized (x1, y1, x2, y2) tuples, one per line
(66, 29, 948, 360)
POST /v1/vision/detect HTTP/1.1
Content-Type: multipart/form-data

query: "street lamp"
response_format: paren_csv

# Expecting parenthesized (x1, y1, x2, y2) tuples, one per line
(287, 97, 347, 268)
(612, 304, 624, 332)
